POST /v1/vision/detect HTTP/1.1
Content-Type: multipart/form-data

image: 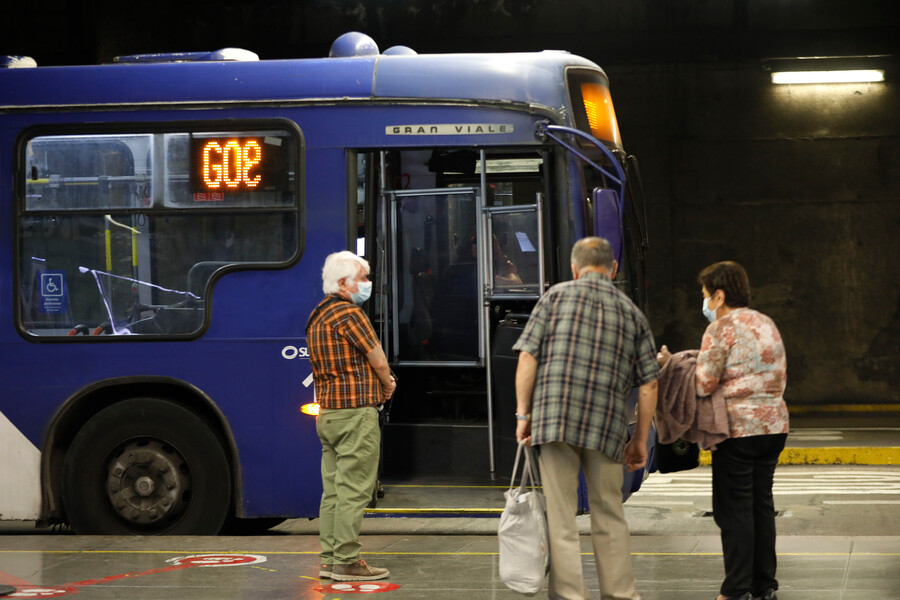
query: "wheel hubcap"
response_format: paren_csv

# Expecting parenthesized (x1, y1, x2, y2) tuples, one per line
(105, 440, 188, 525)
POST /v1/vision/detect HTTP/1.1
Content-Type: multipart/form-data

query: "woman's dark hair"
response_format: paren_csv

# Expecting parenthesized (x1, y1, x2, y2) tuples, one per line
(698, 261, 750, 308)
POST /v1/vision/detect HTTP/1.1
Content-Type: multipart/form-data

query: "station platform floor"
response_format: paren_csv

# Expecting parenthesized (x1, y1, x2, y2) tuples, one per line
(1, 414, 898, 599)
(1, 531, 897, 600)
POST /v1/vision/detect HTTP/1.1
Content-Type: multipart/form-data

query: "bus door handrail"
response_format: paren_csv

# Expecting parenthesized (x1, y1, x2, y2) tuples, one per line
(387, 186, 483, 366)
(482, 199, 545, 301)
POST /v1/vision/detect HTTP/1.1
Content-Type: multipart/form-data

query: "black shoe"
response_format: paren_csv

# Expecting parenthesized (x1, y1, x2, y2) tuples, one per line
(716, 594, 752, 600)
(753, 589, 777, 600)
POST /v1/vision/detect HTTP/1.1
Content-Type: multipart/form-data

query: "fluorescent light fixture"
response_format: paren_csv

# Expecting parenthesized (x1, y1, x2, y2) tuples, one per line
(771, 69, 885, 84)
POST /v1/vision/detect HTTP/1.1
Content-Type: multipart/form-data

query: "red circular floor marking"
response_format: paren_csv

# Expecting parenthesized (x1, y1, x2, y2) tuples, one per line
(315, 582, 401, 594)
(8, 587, 78, 598)
(166, 554, 267, 567)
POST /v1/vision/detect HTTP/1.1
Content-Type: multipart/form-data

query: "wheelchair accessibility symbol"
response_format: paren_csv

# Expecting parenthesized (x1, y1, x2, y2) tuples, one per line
(41, 273, 64, 297)
(38, 272, 67, 315)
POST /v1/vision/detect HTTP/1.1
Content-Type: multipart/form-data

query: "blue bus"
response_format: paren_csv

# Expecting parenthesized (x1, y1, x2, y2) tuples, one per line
(0, 32, 649, 534)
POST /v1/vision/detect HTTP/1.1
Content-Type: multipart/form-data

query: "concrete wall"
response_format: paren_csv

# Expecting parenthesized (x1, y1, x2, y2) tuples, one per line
(606, 62, 899, 404)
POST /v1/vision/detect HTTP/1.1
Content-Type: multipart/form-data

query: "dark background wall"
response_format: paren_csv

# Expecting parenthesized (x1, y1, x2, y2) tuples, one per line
(3, 0, 898, 404)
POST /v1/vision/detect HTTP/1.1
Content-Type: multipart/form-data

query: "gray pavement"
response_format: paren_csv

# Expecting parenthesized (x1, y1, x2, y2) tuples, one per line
(0, 529, 896, 599)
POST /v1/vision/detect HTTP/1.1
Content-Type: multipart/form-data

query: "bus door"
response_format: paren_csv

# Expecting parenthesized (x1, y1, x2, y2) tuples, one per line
(482, 199, 544, 472)
(384, 186, 546, 472)
(385, 190, 545, 365)
(387, 186, 485, 366)
(482, 201, 544, 302)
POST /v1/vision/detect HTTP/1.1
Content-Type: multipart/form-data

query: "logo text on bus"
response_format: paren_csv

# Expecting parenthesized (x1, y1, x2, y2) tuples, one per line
(386, 123, 514, 135)
(281, 346, 309, 359)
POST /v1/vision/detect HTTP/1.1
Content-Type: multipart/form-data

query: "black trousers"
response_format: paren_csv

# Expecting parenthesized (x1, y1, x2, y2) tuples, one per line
(712, 433, 787, 597)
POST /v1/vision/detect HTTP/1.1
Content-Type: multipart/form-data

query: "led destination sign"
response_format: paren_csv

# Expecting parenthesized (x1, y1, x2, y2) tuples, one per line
(200, 139, 262, 190)
(189, 133, 291, 200)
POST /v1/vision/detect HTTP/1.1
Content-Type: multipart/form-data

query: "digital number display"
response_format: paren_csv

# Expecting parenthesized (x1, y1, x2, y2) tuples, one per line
(201, 139, 262, 189)
(189, 134, 290, 199)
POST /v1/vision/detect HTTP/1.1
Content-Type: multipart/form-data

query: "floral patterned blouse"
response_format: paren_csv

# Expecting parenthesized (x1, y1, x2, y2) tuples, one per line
(696, 307, 789, 438)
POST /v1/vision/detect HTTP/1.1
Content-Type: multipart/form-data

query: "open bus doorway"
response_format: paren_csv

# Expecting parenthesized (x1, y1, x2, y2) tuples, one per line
(356, 148, 549, 480)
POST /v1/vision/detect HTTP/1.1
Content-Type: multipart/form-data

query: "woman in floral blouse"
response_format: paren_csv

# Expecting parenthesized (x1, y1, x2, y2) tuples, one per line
(659, 261, 788, 600)
(697, 261, 788, 600)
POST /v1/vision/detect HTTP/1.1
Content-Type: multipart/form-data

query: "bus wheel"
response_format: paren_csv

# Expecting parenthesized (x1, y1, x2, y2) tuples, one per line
(62, 398, 231, 535)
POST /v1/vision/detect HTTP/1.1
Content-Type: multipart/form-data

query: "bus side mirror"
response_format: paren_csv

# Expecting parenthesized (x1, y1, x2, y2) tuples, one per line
(592, 188, 623, 265)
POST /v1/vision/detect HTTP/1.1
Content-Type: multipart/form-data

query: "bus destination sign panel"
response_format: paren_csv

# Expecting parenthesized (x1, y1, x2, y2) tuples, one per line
(189, 134, 290, 200)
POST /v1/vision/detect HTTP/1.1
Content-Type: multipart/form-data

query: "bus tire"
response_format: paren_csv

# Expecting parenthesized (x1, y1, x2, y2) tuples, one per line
(62, 397, 231, 535)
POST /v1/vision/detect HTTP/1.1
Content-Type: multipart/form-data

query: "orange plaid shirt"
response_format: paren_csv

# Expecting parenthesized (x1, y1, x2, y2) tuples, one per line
(306, 295, 382, 409)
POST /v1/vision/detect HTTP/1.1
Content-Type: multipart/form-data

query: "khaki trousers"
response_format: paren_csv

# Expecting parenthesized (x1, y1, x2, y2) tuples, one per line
(538, 442, 640, 600)
(316, 406, 380, 565)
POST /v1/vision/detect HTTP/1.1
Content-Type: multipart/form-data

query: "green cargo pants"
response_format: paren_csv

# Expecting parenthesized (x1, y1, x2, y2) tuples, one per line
(316, 406, 380, 564)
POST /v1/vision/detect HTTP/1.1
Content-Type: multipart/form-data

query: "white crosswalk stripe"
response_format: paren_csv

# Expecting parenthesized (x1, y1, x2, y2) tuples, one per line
(633, 469, 900, 497)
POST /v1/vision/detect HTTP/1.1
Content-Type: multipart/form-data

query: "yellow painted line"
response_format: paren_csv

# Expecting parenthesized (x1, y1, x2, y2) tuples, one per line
(0, 550, 320, 555)
(778, 447, 900, 465)
(364, 508, 502, 514)
(699, 447, 900, 466)
(1, 549, 898, 557)
(362, 550, 900, 557)
(385, 484, 506, 489)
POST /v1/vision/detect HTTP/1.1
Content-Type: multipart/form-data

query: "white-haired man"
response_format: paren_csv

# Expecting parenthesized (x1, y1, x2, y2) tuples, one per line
(306, 251, 396, 582)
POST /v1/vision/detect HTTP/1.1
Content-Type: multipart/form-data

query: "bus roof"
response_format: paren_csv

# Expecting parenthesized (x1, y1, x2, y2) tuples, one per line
(0, 49, 607, 115)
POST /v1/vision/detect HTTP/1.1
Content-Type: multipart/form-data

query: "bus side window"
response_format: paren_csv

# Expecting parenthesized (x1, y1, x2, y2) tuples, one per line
(17, 128, 299, 338)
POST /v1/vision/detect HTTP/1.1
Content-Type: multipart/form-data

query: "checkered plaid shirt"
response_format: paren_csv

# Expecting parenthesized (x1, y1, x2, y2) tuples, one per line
(306, 295, 382, 410)
(512, 272, 659, 461)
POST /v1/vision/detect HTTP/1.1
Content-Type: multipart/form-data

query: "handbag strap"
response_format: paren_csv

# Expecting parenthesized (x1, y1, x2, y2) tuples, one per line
(509, 440, 540, 493)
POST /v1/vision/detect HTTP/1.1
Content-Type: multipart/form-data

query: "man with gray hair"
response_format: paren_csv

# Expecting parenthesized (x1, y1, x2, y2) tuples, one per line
(512, 237, 659, 600)
(306, 251, 396, 582)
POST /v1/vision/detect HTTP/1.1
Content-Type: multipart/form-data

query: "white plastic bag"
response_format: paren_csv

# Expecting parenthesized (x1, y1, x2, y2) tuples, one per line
(498, 441, 549, 595)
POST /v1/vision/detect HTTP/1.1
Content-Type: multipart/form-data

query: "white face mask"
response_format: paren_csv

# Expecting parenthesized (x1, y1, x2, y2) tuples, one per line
(702, 296, 717, 323)
(349, 280, 373, 304)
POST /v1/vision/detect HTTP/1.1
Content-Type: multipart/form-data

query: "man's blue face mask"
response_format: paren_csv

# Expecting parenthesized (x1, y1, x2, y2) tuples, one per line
(350, 280, 373, 304)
